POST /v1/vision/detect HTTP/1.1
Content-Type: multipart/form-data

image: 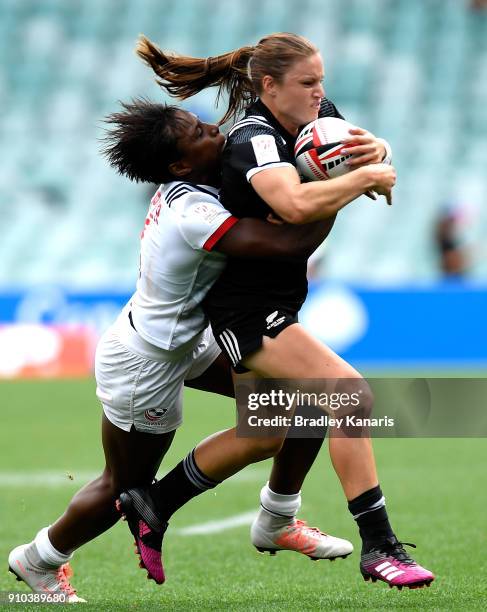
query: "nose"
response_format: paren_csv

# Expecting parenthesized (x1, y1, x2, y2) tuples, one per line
(206, 122, 220, 136)
(315, 83, 324, 98)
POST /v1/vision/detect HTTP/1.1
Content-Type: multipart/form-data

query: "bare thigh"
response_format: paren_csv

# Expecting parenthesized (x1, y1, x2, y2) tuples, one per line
(102, 415, 176, 491)
(243, 323, 361, 380)
(184, 353, 235, 398)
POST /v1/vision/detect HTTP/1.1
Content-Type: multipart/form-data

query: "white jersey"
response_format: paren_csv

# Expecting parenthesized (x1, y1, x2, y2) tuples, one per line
(130, 181, 238, 350)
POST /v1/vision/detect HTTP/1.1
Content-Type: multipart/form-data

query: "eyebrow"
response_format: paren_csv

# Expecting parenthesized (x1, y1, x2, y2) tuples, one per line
(177, 114, 199, 139)
(191, 119, 203, 139)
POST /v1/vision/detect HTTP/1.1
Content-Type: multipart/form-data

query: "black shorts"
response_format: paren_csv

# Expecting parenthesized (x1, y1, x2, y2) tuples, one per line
(211, 307, 299, 373)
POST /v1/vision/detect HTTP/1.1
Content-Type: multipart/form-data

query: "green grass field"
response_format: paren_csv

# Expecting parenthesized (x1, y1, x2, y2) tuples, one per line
(1, 380, 486, 611)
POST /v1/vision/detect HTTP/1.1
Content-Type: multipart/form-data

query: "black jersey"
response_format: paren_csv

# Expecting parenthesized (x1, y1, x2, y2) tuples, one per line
(220, 98, 343, 219)
(205, 98, 344, 312)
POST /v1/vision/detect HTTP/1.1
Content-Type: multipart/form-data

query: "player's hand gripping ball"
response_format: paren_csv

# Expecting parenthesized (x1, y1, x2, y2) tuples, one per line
(294, 117, 358, 181)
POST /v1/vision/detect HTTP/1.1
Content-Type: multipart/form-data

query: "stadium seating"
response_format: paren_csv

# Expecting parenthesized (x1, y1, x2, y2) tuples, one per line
(0, 0, 485, 286)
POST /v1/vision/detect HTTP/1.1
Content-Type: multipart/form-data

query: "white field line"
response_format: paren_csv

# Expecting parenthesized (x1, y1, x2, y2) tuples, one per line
(0, 467, 268, 488)
(173, 510, 257, 536)
(0, 471, 99, 487)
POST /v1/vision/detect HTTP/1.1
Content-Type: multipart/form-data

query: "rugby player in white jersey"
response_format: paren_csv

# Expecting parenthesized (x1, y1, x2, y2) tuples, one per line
(8, 100, 353, 601)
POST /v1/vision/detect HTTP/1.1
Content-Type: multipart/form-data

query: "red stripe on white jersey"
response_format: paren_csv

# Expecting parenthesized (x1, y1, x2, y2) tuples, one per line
(203, 216, 239, 251)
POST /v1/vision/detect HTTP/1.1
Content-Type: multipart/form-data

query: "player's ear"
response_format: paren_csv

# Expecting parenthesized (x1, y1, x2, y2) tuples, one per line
(262, 75, 277, 97)
(168, 160, 192, 178)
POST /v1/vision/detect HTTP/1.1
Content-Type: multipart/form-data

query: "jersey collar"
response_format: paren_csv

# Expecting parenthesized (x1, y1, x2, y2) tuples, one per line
(164, 181, 219, 198)
(247, 99, 297, 144)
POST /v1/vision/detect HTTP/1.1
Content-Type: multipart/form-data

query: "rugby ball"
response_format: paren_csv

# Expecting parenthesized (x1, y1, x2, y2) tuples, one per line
(295, 117, 357, 181)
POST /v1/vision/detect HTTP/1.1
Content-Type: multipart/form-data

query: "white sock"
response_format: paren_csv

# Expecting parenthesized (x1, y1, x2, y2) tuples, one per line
(34, 527, 72, 567)
(257, 483, 301, 529)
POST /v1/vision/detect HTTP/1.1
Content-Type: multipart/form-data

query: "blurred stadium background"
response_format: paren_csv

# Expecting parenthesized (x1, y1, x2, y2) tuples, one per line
(1, 2, 486, 608)
(1, 0, 486, 377)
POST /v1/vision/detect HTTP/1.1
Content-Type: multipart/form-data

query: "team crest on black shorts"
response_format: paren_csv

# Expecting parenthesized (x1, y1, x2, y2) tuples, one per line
(144, 408, 167, 422)
(265, 310, 286, 331)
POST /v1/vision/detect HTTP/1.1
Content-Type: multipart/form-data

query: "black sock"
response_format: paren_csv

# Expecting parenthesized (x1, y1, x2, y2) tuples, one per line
(348, 485, 395, 550)
(150, 449, 220, 523)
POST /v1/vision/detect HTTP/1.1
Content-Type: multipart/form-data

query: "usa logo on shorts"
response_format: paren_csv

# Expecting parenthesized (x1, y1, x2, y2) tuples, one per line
(144, 408, 167, 422)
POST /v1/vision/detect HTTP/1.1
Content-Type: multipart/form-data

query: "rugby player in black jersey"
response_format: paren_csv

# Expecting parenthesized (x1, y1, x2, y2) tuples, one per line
(8, 100, 367, 601)
(120, 33, 435, 590)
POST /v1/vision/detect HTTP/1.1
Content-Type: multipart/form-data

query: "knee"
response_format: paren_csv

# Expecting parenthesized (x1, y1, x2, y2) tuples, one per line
(79, 467, 154, 503)
(244, 436, 285, 461)
(356, 380, 374, 418)
(335, 376, 374, 419)
(96, 469, 120, 499)
(64, 470, 119, 515)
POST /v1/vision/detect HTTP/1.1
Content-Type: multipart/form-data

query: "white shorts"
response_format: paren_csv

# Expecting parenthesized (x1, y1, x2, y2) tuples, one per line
(94, 314, 221, 434)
